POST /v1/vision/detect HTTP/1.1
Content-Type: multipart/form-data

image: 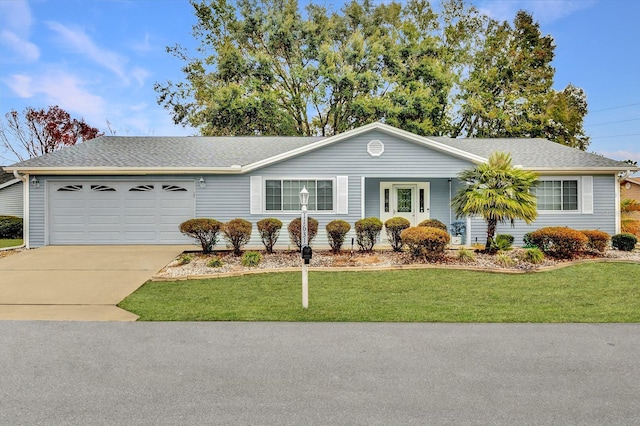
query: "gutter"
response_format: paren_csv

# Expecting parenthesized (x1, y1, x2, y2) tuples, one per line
(11, 170, 29, 249)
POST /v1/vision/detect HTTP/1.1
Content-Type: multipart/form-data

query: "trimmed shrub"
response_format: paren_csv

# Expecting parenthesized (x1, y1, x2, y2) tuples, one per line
(494, 234, 514, 251)
(580, 230, 610, 253)
(457, 248, 476, 263)
(518, 247, 545, 264)
(0, 215, 24, 239)
(257, 218, 283, 253)
(179, 218, 222, 254)
(178, 254, 193, 265)
(241, 251, 262, 267)
(417, 218, 448, 231)
(400, 226, 450, 260)
(612, 233, 638, 251)
(223, 218, 252, 255)
(528, 227, 588, 259)
(207, 257, 224, 268)
(385, 217, 411, 252)
(355, 217, 383, 252)
(326, 220, 351, 253)
(288, 217, 319, 249)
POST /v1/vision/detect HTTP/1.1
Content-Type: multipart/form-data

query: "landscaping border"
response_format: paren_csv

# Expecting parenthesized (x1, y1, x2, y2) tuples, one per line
(150, 257, 639, 282)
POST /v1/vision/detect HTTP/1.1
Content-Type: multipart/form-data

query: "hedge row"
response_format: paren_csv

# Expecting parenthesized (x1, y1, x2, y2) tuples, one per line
(0, 216, 23, 239)
(523, 227, 636, 258)
(179, 216, 460, 255)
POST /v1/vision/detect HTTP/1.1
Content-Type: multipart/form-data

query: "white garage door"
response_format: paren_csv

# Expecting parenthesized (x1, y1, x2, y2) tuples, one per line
(48, 181, 195, 244)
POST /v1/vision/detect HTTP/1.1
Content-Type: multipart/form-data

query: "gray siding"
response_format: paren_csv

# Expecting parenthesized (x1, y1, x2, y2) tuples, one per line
(0, 181, 23, 217)
(257, 130, 475, 177)
(468, 174, 618, 246)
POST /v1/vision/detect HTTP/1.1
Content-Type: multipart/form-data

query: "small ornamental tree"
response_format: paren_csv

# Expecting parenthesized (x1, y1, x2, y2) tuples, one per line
(326, 220, 351, 253)
(288, 217, 318, 249)
(385, 217, 411, 252)
(223, 218, 252, 255)
(355, 217, 383, 252)
(179, 218, 222, 253)
(257, 218, 283, 253)
(452, 152, 538, 251)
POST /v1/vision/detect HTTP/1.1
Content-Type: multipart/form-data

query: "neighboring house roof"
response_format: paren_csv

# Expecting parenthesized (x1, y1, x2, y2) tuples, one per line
(622, 177, 640, 186)
(0, 169, 20, 189)
(4, 122, 635, 175)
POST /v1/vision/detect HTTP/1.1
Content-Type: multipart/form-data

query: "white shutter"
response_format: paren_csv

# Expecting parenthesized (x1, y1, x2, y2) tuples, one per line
(250, 176, 262, 214)
(581, 176, 593, 214)
(336, 176, 348, 214)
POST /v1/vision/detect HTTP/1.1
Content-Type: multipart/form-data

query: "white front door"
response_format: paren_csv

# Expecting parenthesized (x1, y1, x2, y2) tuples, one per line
(379, 181, 430, 228)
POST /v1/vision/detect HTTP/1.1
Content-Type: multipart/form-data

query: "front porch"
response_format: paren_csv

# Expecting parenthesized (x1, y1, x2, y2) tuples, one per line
(362, 177, 471, 246)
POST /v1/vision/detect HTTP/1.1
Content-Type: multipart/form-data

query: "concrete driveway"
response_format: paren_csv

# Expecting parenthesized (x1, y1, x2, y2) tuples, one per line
(0, 245, 190, 321)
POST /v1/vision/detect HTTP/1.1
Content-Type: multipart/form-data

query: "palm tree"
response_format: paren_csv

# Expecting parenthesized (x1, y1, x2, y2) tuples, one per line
(452, 151, 538, 251)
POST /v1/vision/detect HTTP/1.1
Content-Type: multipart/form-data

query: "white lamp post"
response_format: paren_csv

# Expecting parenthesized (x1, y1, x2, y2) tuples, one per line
(299, 186, 310, 309)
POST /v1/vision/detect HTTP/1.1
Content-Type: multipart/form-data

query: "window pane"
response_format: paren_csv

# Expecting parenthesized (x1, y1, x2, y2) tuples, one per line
(265, 180, 282, 211)
(397, 188, 412, 212)
(316, 180, 333, 210)
(563, 180, 578, 210)
(536, 181, 561, 210)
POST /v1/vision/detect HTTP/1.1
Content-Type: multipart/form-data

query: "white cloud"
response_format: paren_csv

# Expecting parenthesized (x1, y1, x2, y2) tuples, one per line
(0, 30, 40, 62)
(45, 21, 133, 83)
(6, 71, 106, 124)
(478, 0, 596, 25)
(131, 66, 150, 87)
(131, 33, 153, 53)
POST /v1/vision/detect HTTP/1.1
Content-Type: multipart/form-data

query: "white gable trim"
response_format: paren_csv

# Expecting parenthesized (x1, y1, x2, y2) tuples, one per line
(241, 122, 488, 172)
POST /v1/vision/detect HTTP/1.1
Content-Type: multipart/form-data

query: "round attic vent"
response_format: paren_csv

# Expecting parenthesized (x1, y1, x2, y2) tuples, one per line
(367, 139, 384, 157)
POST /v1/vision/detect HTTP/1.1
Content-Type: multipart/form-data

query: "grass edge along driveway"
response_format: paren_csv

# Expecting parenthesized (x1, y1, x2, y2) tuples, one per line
(119, 262, 640, 322)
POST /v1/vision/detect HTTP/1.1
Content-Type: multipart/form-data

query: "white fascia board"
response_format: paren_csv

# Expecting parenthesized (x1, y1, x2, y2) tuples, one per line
(242, 122, 487, 172)
(530, 167, 639, 175)
(3, 166, 245, 175)
(0, 178, 20, 190)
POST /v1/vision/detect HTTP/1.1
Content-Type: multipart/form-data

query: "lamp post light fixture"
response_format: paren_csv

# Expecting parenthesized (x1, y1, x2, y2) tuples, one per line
(299, 186, 310, 309)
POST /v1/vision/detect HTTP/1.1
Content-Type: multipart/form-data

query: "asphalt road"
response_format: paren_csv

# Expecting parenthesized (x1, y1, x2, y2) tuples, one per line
(1, 322, 638, 425)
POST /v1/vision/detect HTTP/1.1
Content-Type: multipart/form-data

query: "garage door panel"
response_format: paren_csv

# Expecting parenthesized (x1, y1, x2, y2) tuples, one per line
(48, 180, 194, 245)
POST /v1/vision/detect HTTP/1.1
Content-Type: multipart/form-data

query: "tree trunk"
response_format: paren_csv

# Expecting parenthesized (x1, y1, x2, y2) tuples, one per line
(486, 218, 497, 251)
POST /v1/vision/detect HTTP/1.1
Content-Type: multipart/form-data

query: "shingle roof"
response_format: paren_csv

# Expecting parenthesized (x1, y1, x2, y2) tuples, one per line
(8, 135, 324, 169)
(5, 123, 632, 172)
(0, 168, 17, 185)
(430, 136, 627, 169)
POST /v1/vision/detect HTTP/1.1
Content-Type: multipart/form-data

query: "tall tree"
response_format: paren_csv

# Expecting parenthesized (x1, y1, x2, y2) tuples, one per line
(156, 1, 588, 146)
(1, 106, 102, 162)
(451, 152, 538, 250)
(452, 11, 590, 149)
(155, 0, 475, 137)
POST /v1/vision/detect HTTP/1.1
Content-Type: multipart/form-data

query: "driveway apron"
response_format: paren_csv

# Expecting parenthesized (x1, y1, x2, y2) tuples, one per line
(0, 245, 189, 321)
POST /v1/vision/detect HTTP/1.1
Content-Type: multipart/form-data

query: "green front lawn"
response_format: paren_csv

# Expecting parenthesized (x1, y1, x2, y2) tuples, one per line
(0, 239, 23, 249)
(119, 262, 640, 322)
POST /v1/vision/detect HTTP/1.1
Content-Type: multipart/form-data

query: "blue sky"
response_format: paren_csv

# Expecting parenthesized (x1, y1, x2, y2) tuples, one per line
(1, 0, 639, 165)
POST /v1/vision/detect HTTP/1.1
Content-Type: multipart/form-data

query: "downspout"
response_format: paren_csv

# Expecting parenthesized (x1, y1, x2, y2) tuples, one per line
(12, 170, 29, 249)
(616, 170, 632, 234)
(448, 178, 452, 229)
